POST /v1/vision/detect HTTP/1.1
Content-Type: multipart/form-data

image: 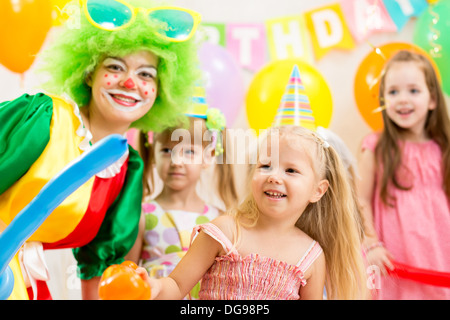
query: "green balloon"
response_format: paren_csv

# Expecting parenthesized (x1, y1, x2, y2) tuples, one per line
(413, 0, 450, 96)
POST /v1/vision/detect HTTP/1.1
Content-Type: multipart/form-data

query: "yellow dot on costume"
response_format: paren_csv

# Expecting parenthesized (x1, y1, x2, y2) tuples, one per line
(196, 216, 210, 225)
(161, 213, 176, 228)
(179, 230, 191, 248)
(145, 214, 158, 230)
(165, 245, 181, 254)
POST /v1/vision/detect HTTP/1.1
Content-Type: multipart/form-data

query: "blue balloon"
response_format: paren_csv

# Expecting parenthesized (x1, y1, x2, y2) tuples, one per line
(0, 266, 14, 300)
(0, 134, 128, 300)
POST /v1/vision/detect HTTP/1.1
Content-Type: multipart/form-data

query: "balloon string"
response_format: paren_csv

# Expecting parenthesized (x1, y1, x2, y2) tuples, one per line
(19, 73, 25, 89)
(365, 41, 387, 113)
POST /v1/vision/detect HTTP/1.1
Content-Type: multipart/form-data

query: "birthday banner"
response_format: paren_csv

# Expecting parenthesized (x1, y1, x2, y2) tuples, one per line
(200, 0, 430, 71)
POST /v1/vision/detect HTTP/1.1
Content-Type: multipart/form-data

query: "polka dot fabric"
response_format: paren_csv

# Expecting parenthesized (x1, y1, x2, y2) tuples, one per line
(140, 200, 220, 299)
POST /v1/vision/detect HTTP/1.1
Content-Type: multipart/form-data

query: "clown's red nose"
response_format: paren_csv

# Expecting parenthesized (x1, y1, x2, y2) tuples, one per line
(124, 78, 135, 89)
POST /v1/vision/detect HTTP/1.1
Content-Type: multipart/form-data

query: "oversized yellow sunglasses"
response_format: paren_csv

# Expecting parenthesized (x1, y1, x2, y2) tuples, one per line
(81, 0, 201, 42)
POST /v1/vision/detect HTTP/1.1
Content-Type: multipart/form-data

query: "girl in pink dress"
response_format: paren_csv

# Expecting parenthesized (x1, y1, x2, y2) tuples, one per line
(137, 125, 368, 299)
(357, 50, 450, 299)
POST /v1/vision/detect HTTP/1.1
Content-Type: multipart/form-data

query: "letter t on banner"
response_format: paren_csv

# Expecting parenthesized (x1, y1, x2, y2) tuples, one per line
(227, 23, 266, 72)
(266, 15, 312, 62)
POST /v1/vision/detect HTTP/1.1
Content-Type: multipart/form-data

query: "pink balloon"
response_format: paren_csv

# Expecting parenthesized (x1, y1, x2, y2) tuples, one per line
(198, 42, 245, 127)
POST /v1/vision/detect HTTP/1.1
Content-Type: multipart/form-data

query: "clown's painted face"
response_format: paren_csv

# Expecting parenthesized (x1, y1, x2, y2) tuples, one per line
(87, 50, 158, 128)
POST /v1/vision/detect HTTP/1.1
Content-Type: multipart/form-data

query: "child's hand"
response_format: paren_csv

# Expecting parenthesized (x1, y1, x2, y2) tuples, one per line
(98, 261, 151, 300)
(135, 267, 161, 300)
(366, 246, 395, 276)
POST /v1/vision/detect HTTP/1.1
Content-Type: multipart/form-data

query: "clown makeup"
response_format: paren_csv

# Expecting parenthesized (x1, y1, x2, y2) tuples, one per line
(86, 51, 159, 129)
(101, 87, 151, 113)
(100, 57, 157, 112)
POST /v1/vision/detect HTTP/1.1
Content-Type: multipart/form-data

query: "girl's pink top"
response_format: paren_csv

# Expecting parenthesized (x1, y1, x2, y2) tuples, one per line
(191, 223, 323, 300)
(362, 133, 450, 300)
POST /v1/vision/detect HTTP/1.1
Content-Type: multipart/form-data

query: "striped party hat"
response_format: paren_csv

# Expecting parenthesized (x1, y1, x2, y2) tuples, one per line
(272, 65, 316, 131)
(185, 84, 208, 119)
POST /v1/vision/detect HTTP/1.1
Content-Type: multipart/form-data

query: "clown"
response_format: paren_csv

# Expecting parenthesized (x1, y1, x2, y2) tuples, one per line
(0, 0, 201, 299)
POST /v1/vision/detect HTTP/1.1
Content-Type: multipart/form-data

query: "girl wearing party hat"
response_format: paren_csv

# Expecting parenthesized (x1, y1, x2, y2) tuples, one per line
(134, 66, 368, 300)
(127, 85, 238, 299)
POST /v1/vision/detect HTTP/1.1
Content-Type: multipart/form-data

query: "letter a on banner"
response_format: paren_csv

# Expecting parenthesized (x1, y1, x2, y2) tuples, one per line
(305, 3, 355, 60)
(266, 15, 312, 62)
(340, 0, 398, 42)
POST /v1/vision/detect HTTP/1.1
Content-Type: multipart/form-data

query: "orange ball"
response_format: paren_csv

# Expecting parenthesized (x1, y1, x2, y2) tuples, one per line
(98, 261, 151, 300)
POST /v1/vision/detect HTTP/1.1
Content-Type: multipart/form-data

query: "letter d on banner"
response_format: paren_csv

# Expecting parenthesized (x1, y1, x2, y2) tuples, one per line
(305, 3, 355, 60)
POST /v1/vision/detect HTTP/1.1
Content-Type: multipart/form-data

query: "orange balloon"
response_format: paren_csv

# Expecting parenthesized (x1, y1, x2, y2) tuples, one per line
(354, 42, 441, 131)
(0, 0, 53, 74)
(98, 261, 151, 300)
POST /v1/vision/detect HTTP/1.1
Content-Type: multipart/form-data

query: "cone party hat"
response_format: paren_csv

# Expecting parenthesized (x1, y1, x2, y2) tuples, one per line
(185, 84, 208, 119)
(272, 65, 316, 131)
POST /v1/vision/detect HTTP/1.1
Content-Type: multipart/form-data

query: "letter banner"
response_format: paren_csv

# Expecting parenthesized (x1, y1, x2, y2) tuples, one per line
(304, 3, 355, 60)
(265, 14, 312, 62)
(340, 0, 398, 43)
(382, 0, 428, 31)
(199, 22, 227, 47)
(226, 23, 267, 72)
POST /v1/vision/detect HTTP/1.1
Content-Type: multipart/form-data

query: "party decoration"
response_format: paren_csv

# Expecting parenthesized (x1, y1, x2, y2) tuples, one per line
(340, 0, 398, 43)
(198, 42, 245, 127)
(0, 0, 53, 74)
(98, 260, 151, 300)
(266, 15, 311, 62)
(198, 23, 226, 47)
(413, 0, 450, 95)
(0, 135, 128, 300)
(388, 260, 450, 288)
(226, 23, 266, 72)
(246, 59, 332, 134)
(273, 65, 316, 131)
(304, 3, 356, 60)
(353, 42, 440, 131)
(187, 85, 209, 119)
(382, 0, 428, 31)
(187, 85, 226, 156)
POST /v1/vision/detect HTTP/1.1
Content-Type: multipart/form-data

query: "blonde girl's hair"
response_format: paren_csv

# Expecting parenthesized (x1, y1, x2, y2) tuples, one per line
(377, 50, 450, 206)
(233, 125, 368, 300)
(139, 117, 238, 210)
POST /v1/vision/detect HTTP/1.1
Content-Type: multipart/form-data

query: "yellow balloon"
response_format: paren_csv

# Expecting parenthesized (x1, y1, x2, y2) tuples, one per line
(246, 59, 332, 134)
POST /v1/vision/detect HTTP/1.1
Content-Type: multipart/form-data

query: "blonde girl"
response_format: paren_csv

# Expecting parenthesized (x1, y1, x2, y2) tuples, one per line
(137, 125, 368, 300)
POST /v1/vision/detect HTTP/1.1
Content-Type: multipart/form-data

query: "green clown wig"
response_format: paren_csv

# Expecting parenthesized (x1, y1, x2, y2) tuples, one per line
(38, 0, 201, 132)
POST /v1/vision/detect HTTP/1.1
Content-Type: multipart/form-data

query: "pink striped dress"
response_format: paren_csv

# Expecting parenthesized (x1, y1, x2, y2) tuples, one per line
(192, 223, 323, 300)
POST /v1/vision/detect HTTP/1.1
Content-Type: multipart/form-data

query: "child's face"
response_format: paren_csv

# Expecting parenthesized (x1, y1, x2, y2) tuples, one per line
(88, 50, 159, 128)
(154, 137, 206, 191)
(383, 61, 436, 136)
(251, 135, 327, 223)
